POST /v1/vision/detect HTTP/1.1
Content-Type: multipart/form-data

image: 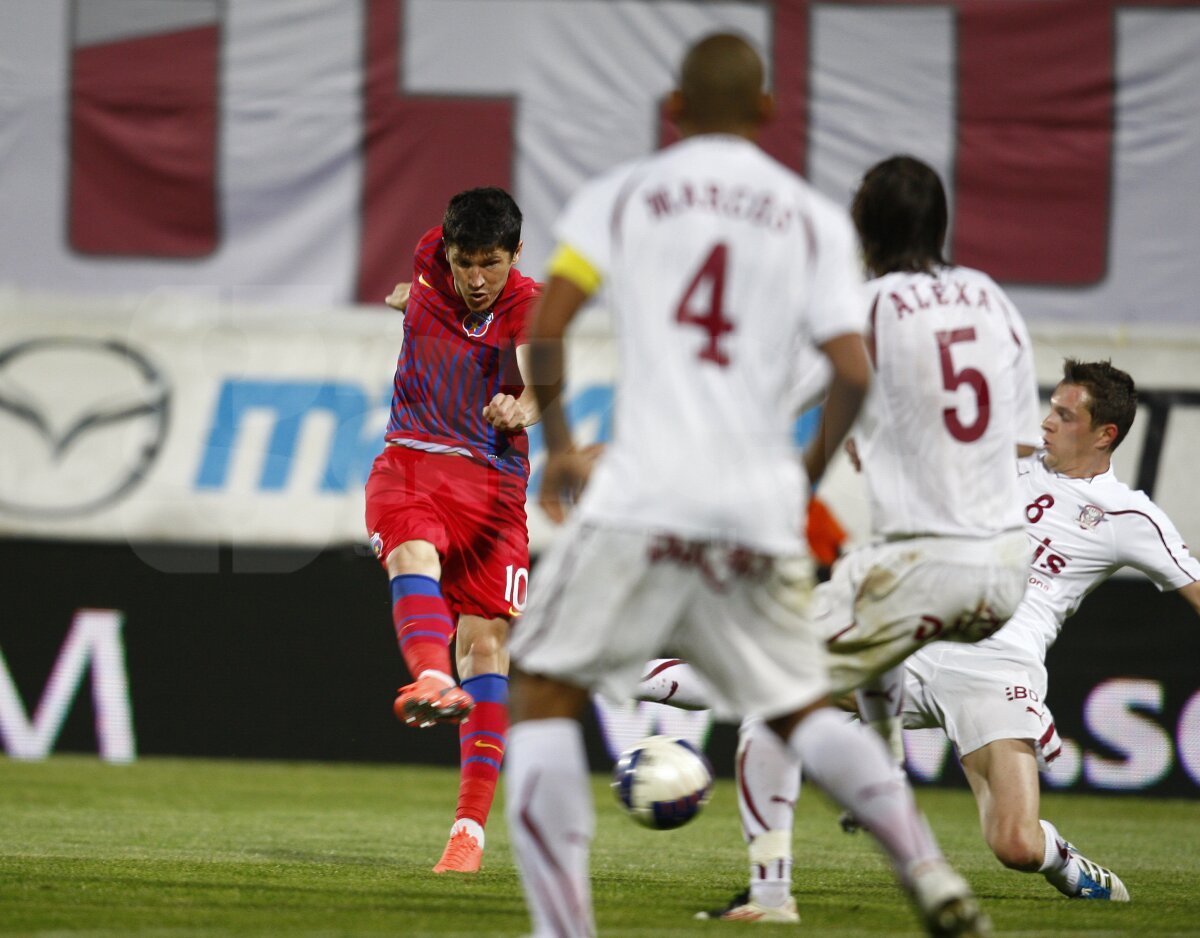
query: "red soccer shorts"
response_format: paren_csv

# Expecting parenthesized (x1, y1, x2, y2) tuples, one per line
(364, 444, 529, 621)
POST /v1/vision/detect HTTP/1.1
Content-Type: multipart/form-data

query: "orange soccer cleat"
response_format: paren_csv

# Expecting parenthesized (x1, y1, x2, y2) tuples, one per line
(432, 828, 483, 874)
(394, 675, 475, 728)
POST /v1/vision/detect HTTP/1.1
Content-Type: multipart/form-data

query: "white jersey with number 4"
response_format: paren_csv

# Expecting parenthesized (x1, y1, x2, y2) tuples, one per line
(980, 454, 1200, 665)
(856, 266, 1040, 538)
(554, 134, 865, 554)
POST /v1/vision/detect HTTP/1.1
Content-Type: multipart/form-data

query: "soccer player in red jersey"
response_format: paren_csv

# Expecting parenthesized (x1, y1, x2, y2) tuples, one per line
(365, 187, 540, 873)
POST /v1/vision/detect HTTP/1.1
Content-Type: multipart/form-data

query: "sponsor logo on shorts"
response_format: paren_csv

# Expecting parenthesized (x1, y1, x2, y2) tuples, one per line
(646, 535, 772, 592)
(369, 532, 384, 558)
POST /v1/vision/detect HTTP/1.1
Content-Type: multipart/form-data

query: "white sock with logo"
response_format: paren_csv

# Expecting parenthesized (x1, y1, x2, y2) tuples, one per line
(1039, 819, 1080, 895)
(854, 665, 907, 765)
(736, 717, 799, 908)
(788, 706, 942, 880)
(505, 719, 596, 938)
(634, 658, 712, 710)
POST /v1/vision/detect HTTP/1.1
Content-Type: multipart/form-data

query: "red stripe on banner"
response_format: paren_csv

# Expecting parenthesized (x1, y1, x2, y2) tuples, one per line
(356, 0, 514, 303)
(758, 0, 809, 172)
(69, 25, 219, 257)
(953, 1, 1113, 285)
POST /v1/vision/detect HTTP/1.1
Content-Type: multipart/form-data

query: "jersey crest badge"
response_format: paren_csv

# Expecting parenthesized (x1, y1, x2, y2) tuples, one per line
(462, 309, 494, 338)
(1076, 504, 1105, 529)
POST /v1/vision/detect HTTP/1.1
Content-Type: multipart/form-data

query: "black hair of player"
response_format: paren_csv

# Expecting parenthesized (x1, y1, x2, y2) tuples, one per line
(442, 187, 523, 256)
(851, 155, 948, 278)
(1060, 358, 1138, 451)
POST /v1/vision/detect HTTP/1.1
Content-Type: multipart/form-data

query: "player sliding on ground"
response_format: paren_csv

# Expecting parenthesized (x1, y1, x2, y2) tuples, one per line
(364, 187, 540, 874)
(896, 359, 1200, 900)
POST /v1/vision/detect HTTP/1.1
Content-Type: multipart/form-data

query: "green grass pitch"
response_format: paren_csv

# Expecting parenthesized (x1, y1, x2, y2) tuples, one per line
(1, 755, 1198, 936)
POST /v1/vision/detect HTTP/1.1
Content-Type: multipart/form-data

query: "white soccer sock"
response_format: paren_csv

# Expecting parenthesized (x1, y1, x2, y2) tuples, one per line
(737, 717, 800, 908)
(1039, 819, 1080, 895)
(505, 719, 596, 938)
(788, 707, 941, 880)
(634, 658, 711, 710)
(854, 665, 907, 766)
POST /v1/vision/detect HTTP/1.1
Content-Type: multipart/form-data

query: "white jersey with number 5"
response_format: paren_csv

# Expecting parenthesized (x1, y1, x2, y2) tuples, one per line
(553, 134, 865, 554)
(856, 266, 1040, 538)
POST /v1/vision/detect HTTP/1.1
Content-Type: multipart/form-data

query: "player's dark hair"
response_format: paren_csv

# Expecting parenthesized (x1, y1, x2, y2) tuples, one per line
(442, 187, 522, 255)
(851, 155, 948, 277)
(1061, 358, 1138, 451)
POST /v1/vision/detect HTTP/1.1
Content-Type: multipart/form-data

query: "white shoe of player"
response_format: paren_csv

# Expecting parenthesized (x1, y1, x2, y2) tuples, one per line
(908, 861, 992, 938)
(1063, 845, 1130, 901)
(694, 889, 800, 923)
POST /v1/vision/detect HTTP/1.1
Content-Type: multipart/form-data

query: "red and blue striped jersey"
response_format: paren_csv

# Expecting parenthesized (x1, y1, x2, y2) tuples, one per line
(384, 226, 540, 479)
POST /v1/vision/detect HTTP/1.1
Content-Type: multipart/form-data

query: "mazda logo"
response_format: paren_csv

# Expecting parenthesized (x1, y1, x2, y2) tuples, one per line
(0, 337, 171, 517)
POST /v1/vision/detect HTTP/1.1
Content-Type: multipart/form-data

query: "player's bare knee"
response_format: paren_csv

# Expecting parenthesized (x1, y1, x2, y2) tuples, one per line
(987, 826, 1043, 871)
(385, 539, 441, 579)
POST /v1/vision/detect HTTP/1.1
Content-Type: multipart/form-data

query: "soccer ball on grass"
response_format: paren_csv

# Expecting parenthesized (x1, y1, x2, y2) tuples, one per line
(611, 734, 714, 830)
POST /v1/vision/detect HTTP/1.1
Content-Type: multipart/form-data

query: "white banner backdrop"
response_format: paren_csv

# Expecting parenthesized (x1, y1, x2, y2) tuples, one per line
(2, 292, 1198, 556)
(0, 291, 618, 555)
(1, 1, 1200, 325)
(0, 292, 395, 554)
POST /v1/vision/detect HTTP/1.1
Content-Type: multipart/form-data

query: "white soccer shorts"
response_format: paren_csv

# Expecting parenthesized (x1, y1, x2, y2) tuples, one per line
(812, 529, 1028, 693)
(509, 520, 830, 722)
(902, 642, 1062, 769)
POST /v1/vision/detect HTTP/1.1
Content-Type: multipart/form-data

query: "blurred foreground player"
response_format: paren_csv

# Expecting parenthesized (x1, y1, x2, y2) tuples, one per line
(364, 187, 540, 873)
(505, 33, 992, 938)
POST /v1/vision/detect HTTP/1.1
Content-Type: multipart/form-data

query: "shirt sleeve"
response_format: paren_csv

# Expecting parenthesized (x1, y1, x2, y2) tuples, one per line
(551, 163, 637, 282)
(506, 274, 540, 346)
(1114, 495, 1200, 591)
(546, 243, 603, 296)
(805, 199, 867, 345)
(412, 226, 443, 284)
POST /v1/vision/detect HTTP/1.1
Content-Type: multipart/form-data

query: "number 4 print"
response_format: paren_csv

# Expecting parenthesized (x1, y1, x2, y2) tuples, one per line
(676, 243, 734, 366)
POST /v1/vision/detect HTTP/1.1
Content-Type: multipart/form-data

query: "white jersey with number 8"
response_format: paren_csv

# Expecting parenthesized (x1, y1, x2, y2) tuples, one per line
(554, 134, 865, 554)
(855, 266, 1041, 538)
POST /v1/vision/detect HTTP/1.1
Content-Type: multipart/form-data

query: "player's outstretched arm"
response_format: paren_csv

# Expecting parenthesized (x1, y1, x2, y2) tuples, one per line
(483, 344, 541, 432)
(803, 332, 870, 487)
(482, 390, 536, 432)
(529, 273, 592, 523)
(385, 281, 411, 311)
(1178, 580, 1200, 618)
